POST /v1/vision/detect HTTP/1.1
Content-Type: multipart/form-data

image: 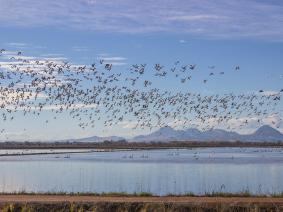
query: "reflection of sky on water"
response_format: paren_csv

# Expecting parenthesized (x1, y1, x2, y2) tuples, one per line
(0, 148, 283, 195)
(1, 147, 283, 163)
(0, 149, 93, 155)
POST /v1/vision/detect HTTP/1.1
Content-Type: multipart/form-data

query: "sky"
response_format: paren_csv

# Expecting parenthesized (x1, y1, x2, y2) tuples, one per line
(0, 0, 283, 141)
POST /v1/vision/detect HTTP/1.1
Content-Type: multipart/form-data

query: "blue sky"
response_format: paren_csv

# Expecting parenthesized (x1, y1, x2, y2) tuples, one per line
(0, 0, 283, 141)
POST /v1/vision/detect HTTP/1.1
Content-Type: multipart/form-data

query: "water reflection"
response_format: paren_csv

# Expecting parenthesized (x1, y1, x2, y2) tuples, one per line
(0, 148, 283, 195)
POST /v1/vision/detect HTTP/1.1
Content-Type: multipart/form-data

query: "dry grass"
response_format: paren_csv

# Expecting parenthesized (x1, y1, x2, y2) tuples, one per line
(1, 191, 283, 197)
(1, 202, 283, 212)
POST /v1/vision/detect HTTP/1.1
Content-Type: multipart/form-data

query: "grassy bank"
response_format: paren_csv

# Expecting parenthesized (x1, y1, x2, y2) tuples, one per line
(1, 191, 283, 198)
(1, 201, 283, 212)
(0, 192, 154, 197)
(1, 192, 283, 211)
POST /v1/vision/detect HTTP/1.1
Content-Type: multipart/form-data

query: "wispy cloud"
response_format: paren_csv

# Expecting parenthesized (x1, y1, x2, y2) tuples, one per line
(226, 114, 283, 134)
(97, 55, 127, 66)
(118, 120, 138, 129)
(72, 46, 89, 52)
(168, 15, 223, 22)
(30, 103, 98, 111)
(167, 113, 283, 134)
(5, 42, 29, 47)
(260, 90, 280, 96)
(0, 0, 282, 40)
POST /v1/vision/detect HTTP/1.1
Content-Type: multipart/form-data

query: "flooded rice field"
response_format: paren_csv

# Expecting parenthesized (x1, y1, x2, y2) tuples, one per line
(0, 147, 283, 195)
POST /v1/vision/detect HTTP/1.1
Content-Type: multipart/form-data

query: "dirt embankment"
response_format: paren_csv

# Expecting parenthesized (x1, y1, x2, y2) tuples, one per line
(0, 195, 283, 212)
(1, 140, 283, 150)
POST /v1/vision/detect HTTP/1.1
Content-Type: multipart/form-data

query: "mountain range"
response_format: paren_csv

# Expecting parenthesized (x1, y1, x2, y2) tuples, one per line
(69, 125, 283, 143)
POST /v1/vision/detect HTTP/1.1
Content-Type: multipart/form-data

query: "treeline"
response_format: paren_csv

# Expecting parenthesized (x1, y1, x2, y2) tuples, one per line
(0, 140, 282, 149)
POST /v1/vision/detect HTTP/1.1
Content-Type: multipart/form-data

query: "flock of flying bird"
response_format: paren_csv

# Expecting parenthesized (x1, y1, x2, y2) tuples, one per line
(0, 48, 282, 138)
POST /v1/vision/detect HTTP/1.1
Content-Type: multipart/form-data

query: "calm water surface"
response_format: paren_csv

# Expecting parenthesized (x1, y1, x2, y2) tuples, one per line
(0, 147, 283, 195)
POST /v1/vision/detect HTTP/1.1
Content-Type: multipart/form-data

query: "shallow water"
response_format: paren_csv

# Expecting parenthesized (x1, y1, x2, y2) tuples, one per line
(0, 147, 283, 195)
(0, 149, 93, 155)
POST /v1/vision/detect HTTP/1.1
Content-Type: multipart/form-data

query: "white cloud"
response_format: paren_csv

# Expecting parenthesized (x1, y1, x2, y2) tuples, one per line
(72, 46, 89, 52)
(179, 39, 187, 43)
(224, 114, 283, 134)
(97, 56, 127, 66)
(99, 57, 126, 61)
(166, 113, 283, 134)
(38, 103, 98, 111)
(41, 53, 64, 57)
(0, 92, 48, 107)
(0, 0, 282, 40)
(262, 114, 282, 128)
(118, 120, 138, 129)
(5, 42, 28, 47)
(260, 90, 280, 96)
(168, 15, 223, 22)
(3, 102, 97, 111)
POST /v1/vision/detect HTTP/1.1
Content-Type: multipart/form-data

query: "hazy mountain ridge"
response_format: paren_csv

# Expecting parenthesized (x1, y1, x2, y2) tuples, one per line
(131, 125, 283, 142)
(65, 136, 125, 143)
(68, 125, 283, 143)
